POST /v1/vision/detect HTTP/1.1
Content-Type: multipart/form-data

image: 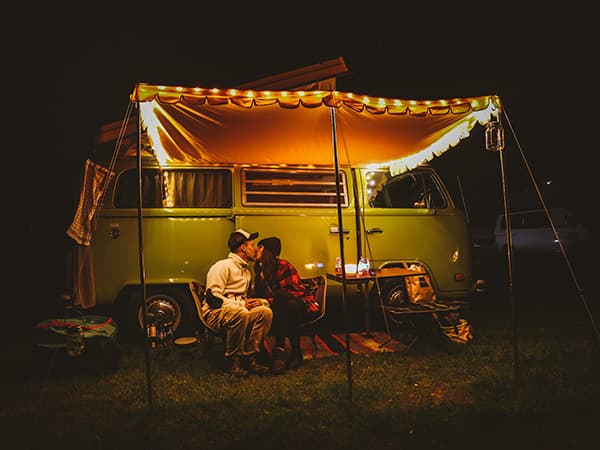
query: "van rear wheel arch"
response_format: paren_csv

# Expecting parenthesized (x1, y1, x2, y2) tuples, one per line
(125, 285, 199, 339)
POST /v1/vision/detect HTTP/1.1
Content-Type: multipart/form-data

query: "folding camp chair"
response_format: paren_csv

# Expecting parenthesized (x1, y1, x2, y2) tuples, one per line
(188, 281, 224, 346)
(299, 275, 327, 359)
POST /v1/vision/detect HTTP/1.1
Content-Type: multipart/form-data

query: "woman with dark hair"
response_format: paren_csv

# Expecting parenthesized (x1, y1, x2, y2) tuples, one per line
(254, 237, 320, 374)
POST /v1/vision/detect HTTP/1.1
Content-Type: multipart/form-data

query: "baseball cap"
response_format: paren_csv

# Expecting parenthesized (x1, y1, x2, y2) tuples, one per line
(228, 229, 259, 251)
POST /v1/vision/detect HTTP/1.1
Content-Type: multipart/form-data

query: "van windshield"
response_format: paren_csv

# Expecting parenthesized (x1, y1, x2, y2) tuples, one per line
(367, 170, 447, 209)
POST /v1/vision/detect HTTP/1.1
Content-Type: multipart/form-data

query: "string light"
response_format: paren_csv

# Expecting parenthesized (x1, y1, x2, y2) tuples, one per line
(133, 83, 498, 114)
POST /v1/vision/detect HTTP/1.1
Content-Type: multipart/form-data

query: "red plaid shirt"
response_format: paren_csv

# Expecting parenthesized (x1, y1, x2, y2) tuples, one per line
(271, 259, 320, 314)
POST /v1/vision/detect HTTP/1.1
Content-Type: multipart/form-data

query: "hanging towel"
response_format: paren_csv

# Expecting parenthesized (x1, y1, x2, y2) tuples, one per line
(66, 159, 114, 246)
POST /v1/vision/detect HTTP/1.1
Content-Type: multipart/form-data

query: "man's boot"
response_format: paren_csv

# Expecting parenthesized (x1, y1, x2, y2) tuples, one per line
(247, 353, 270, 375)
(225, 355, 248, 378)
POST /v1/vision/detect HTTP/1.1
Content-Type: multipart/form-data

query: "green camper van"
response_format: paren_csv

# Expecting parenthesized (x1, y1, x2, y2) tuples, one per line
(89, 157, 476, 336)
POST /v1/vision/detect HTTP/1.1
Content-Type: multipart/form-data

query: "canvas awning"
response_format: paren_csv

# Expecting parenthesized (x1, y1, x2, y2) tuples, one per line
(130, 83, 501, 175)
(125, 81, 503, 405)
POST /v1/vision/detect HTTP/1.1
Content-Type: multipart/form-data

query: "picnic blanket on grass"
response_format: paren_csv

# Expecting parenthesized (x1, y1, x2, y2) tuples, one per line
(264, 331, 408, 359)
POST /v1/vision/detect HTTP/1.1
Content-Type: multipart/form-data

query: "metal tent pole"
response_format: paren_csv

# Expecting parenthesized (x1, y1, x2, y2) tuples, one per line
(135, 99, 154, 413)
(486, 106, 519, 410)
(330, 105, 353, 402)
(498, 143, 519, 403)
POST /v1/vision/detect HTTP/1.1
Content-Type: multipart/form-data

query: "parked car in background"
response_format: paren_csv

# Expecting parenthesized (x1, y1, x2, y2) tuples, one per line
(493, 208, 590, 258)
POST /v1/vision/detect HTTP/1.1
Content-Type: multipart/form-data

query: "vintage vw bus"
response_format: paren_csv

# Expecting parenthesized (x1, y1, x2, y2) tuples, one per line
(89, 156, 475, 336)
(78, 84, 500, 337)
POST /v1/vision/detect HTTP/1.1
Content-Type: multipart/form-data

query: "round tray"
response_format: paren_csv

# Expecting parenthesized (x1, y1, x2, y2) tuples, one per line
(174, 336, 198, 347)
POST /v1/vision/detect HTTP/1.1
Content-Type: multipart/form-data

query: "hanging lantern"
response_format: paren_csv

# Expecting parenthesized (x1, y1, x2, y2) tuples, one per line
(485, 119, 505, 151)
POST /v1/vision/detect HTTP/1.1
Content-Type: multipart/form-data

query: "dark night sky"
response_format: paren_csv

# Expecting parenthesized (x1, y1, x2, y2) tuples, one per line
(6, 7, 593, 306)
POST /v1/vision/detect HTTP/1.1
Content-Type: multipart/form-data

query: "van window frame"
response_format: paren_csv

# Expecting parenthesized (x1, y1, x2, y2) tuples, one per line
(241, 168, 349, 207)
(366, 169, 448, 209)
(112, 168, 232, 208)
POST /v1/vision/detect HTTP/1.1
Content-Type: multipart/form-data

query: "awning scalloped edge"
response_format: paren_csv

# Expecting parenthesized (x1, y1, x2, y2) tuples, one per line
(387, 107, 496, 176)
(131, 83, 501, 117)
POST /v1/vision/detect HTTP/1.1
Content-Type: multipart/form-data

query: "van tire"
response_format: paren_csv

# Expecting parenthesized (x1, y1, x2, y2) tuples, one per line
(370, 279, 408, 308)
(126, 286, 199, 339)
(368, 279, 409, 329)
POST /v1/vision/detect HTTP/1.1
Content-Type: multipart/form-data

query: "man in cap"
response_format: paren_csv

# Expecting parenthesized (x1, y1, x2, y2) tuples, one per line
(203, 229, 273, 377)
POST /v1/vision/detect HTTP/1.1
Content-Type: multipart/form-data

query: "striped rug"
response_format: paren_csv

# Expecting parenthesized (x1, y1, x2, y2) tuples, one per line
(264, 331, 408, 360)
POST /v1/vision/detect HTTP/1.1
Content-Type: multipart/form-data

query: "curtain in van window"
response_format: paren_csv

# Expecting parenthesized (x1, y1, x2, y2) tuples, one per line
(163, 171, 232, 208)
(114, 170, 232, 208)
(113, 169, 162, 208)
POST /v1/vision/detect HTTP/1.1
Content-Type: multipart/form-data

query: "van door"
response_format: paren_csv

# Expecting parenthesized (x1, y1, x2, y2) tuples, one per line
(358, 167, 473, 299)
(234, 167, 357, 284)
(93, 167, 235, 304)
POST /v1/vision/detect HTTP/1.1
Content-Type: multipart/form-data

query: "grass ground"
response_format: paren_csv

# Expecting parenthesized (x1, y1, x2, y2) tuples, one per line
(2, 258, 599, 450)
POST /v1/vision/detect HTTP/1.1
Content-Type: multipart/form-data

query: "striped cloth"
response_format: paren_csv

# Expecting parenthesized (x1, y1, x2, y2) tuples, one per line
(66, 159, 114, 246)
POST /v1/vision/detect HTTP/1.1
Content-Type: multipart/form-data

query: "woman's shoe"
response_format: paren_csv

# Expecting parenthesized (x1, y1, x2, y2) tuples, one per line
(288, 348, 303, 370)
(271, 346, 287, 375)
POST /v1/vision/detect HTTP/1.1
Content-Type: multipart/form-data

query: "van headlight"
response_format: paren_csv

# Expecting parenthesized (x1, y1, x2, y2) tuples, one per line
(451, 248, 460, 262)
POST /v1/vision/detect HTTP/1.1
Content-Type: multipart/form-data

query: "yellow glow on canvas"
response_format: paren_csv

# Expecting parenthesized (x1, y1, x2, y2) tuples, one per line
(131, 82, 501, 169)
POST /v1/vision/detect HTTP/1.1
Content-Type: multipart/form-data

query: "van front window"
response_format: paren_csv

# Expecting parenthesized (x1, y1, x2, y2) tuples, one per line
(367, 170, 447, 209)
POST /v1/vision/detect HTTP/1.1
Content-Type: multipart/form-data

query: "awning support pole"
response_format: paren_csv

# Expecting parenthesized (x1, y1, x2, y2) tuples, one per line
(135, 99, 154, 413)
(330, 104, 353, 402)
(498, 137, 519, 411)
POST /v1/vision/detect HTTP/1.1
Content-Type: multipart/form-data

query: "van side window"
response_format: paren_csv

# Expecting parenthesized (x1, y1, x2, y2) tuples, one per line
(242, 169, 348, 207)
(113, 169, 232, 208)
(367, 171, 447, 209)
(114, 169, 162, 208)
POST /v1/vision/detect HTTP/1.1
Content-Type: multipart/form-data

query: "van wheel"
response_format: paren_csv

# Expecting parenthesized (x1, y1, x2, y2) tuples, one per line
(370, 279, 408, 308)
(127, 286, 198, 339)
(368, 279, 409, 329)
